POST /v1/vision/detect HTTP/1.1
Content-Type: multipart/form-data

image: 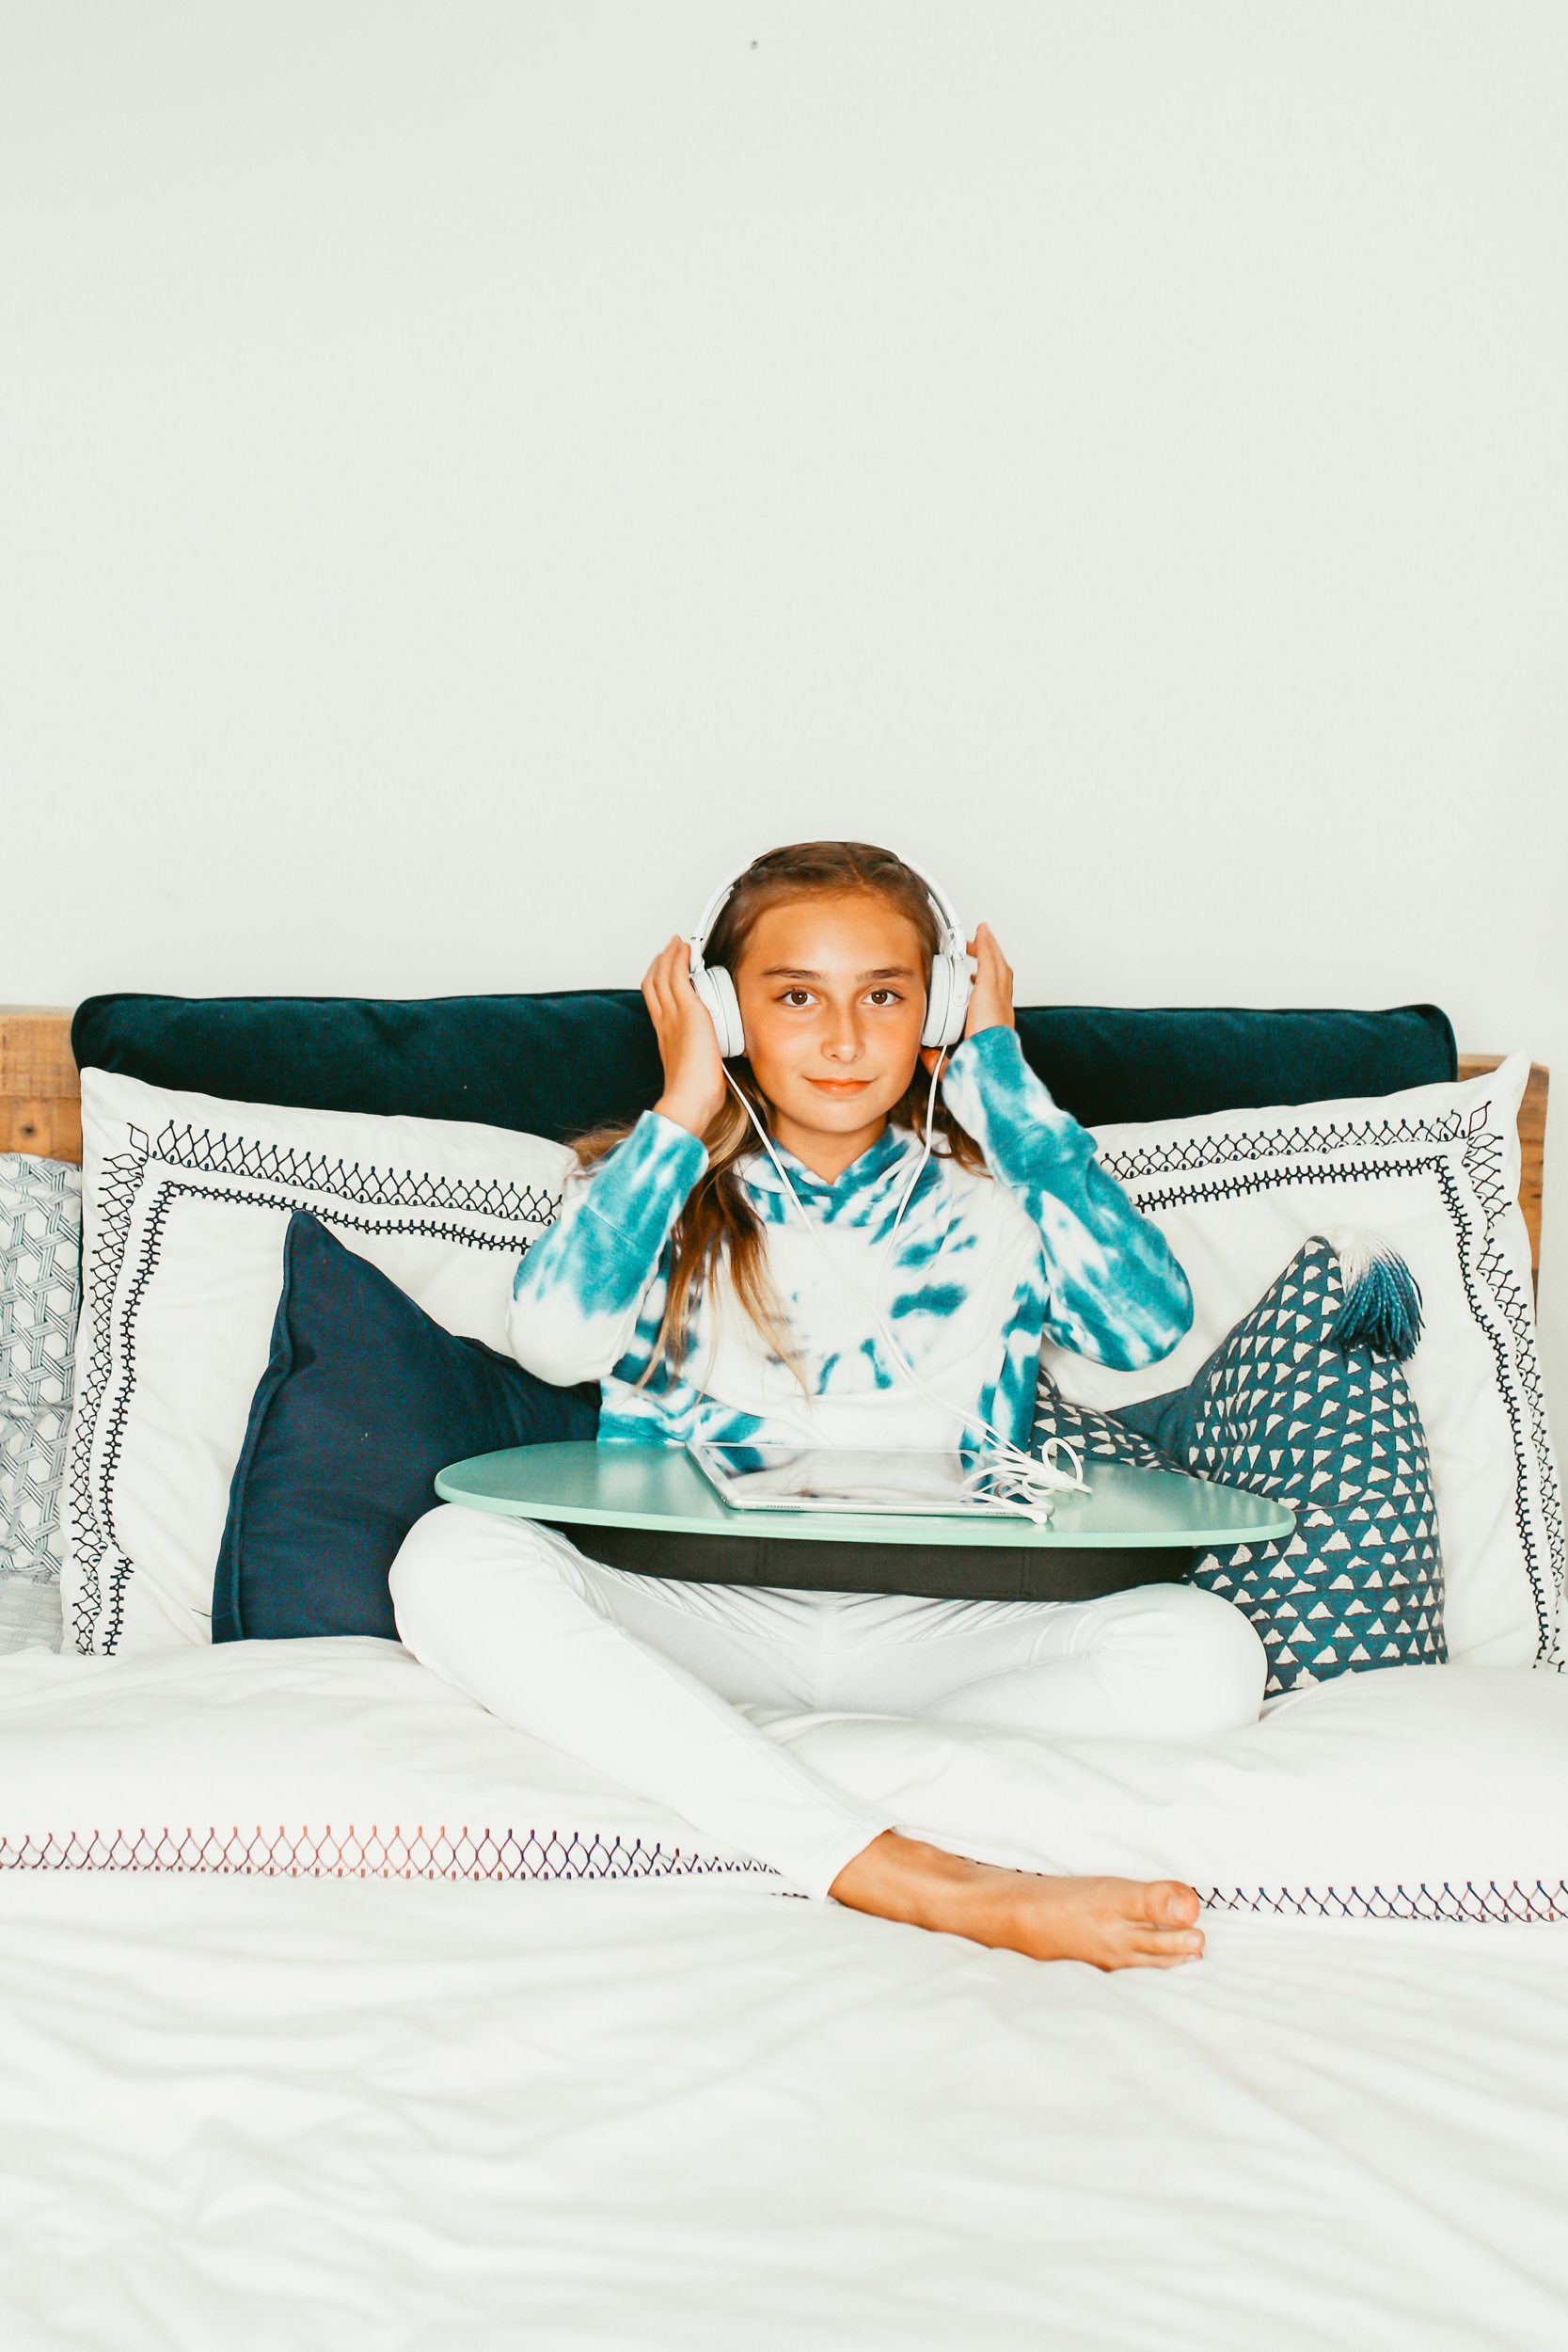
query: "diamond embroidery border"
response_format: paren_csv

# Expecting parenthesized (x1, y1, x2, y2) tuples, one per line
(0, 1821, 780, 1883)
(1198, 1880, 1567, 1924)
(2, 1821, 1560, 1925)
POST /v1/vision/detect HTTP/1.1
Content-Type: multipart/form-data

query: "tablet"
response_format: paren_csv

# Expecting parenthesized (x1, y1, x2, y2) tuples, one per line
(687, 1440, 1021, 1517)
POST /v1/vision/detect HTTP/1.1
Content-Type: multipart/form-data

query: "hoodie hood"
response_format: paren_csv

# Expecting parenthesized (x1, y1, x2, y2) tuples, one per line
(736, 1118, 932, 1217)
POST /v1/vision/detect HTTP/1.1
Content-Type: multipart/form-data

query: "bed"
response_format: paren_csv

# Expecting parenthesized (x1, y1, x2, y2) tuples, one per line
(0, 994, 1562, 2351)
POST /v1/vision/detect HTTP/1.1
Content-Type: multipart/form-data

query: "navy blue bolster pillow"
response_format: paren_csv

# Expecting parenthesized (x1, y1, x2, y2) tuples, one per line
(73, 992, 1458, 1139)
(214, 1211, 598, 1644)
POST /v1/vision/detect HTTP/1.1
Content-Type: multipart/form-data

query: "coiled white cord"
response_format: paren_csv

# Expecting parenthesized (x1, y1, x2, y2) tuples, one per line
(720, 1052, 1086, 1530)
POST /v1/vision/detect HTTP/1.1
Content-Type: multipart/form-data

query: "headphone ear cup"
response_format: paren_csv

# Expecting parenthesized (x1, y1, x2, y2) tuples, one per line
(922, 953, 972, 1051)
(942, 951, 973, 1048)
(920, 956, 952, 1052)
(692, 963, 746, 1059)
(924, 954, 973, 1051)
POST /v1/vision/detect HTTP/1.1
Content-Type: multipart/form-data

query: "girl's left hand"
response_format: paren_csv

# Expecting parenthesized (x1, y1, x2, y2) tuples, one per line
(963, 924, 1015, 1040)
(921, 923, 1013, 1075)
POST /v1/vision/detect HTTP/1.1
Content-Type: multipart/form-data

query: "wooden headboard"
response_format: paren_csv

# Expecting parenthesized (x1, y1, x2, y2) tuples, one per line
(0, 1004, 1549, 1291)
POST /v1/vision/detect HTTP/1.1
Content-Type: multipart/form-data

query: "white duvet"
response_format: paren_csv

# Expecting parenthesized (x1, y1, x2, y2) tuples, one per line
(2, 1639, 1566, 2349)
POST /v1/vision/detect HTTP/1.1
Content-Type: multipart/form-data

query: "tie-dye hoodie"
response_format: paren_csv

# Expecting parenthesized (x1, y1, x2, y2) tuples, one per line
(509, 1025, 1192, 1454)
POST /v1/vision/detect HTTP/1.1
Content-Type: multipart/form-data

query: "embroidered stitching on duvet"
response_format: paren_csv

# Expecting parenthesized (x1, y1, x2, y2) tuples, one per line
(1198, 1881, 1567, 1924)
(0, 1823, 780, 1882)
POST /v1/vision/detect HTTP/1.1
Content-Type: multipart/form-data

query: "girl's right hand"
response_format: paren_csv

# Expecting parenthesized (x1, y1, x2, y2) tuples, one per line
(644, 935, 729, 1140)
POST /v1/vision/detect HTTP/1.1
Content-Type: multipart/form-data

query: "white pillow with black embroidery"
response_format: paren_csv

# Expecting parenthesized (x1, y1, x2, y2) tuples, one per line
(1038, 1054, 1560, 1671)
(62, 1073, 572, 1656)
(0, 1154, 82, 1654)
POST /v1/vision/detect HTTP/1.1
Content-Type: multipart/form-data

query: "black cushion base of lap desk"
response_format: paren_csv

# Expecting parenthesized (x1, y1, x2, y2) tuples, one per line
(435, 1447, 1295, 1606)
(550, 1521, 1192, 1604)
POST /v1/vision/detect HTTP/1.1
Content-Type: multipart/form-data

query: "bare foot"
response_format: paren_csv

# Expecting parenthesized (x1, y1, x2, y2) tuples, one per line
(829, 1831, 1204, 1970)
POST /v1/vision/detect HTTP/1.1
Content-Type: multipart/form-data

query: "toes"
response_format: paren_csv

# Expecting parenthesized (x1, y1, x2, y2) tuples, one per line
(1144, 1880, 1202, 1930)
(1132, 1928, 1204, 1959)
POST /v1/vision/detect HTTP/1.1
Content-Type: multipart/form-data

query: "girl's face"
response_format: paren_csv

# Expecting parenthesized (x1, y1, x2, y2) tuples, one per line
(732, 891, 928, 1172)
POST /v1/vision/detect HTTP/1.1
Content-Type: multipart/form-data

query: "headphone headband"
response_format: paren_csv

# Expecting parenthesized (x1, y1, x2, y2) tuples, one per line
(689, 855, 965, 965)
(687, 863, 752, 967)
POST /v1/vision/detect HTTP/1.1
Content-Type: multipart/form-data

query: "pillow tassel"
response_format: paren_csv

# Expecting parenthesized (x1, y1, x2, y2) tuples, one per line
(1326, 1230, 1424, 1362)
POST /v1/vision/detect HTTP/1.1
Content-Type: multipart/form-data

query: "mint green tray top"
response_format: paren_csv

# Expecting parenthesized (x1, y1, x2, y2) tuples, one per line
(436, 1441, 1296, 1551)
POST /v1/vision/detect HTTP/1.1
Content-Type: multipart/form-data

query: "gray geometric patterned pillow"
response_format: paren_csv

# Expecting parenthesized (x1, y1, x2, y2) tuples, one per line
(1036, 1233, 1445, 1697)
(0, 1155, 80, 1654)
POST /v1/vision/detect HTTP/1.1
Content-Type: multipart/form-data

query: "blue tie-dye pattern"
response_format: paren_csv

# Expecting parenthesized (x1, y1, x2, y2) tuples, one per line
(506, 1028, 1191, 1454)
(887, 1280, 967, 1325)
(890, 1231, 944, 1274)
(942, 1026, 1194, 1375)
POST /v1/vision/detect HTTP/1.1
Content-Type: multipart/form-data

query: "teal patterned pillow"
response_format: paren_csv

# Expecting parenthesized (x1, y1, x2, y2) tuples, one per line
(1035, 1235, 1445, 1696)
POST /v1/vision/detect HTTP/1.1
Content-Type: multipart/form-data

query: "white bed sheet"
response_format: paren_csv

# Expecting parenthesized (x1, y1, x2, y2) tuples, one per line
(4, 1874, 1567, 2350)
(2, 1640, 1566, 2350)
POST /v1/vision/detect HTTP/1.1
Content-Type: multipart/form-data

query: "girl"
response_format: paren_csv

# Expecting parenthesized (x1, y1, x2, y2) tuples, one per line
(390, 842, 1266, 1968)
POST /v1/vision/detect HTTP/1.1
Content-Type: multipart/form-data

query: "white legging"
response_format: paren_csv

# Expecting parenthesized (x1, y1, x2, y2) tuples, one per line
(389, 1504, 1268, 1901)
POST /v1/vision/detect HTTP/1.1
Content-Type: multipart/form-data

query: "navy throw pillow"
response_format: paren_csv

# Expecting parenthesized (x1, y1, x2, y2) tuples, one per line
(214, 1211, 598, 1643)
(1034, 1234, 1445, 1695)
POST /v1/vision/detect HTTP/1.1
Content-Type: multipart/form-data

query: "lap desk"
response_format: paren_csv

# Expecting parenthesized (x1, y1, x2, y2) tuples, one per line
(437, 1443, 1296, 1604)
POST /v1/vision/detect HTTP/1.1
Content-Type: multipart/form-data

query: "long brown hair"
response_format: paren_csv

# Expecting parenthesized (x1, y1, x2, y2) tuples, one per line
(573, 841, 990, 1388)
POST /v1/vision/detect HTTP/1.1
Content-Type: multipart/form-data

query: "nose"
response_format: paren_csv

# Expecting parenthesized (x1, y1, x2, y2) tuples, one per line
(822, 1005, 864, 1064)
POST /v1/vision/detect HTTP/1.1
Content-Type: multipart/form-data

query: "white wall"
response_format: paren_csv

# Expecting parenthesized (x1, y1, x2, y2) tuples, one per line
(4, 1, 1564, 1406)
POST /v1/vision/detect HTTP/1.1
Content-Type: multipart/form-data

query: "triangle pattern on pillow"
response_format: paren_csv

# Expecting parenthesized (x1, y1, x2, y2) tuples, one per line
(1035, 1235, 1446, 1696)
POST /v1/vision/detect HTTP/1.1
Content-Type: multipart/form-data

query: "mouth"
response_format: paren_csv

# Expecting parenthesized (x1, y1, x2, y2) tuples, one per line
(806, 1077, 874, 1098)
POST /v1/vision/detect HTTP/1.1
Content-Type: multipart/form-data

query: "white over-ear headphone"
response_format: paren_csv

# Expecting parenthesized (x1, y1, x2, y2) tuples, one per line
(686, 856, 977, 1059)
